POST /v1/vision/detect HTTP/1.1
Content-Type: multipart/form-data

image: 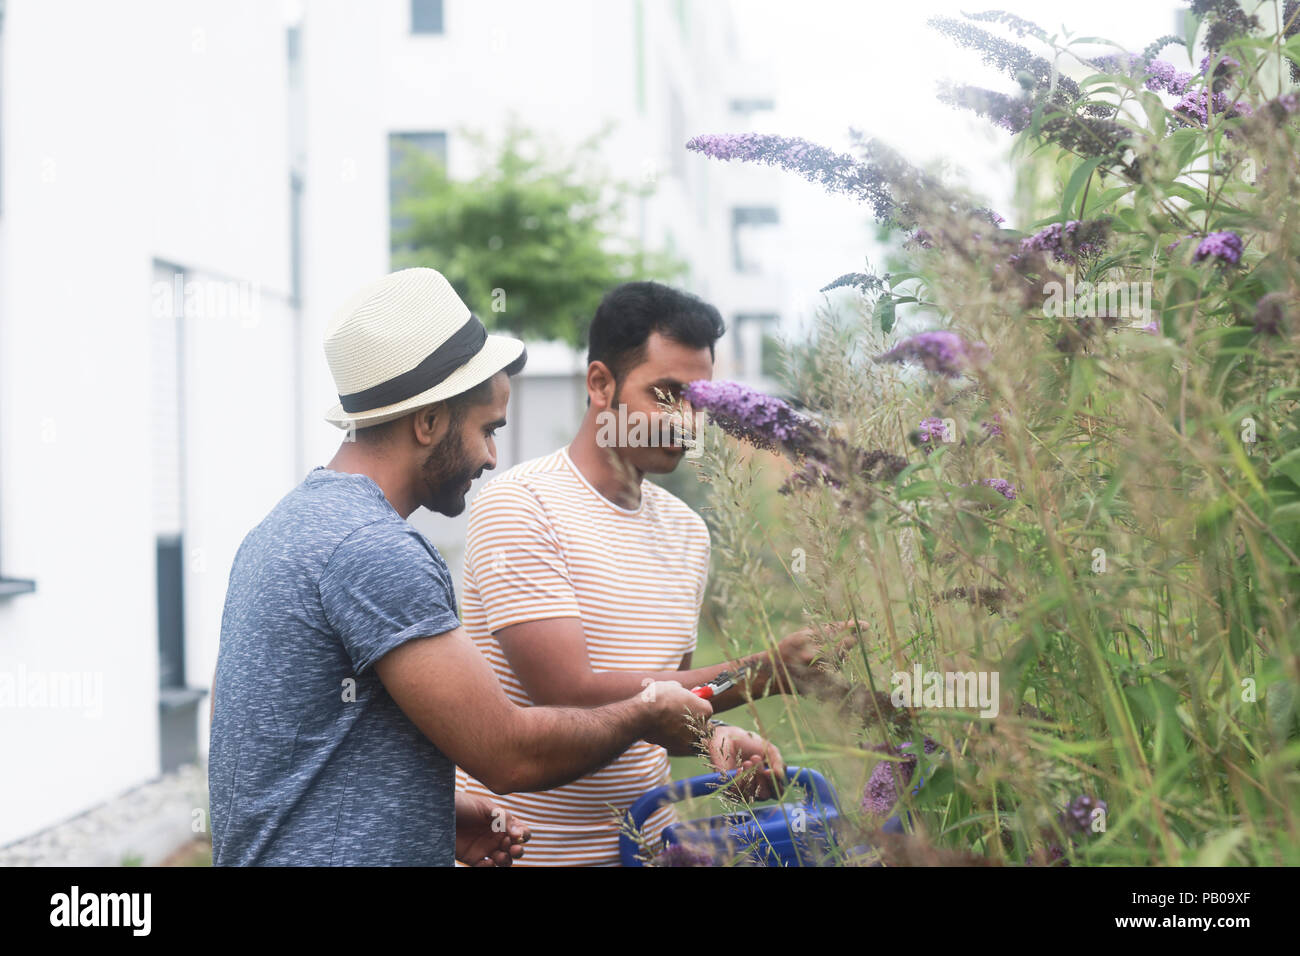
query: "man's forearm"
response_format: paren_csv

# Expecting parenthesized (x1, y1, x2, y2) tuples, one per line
(491, 697, 657, 793)
(555, 653, 783, 713)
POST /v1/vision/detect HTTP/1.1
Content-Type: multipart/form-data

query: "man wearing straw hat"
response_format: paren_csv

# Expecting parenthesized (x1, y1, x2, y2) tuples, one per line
(208, 268, 711, 867)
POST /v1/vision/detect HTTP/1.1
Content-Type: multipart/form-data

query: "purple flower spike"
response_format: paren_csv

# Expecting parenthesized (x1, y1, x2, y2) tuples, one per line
(861, 737, 939, 815)
(980, 478, 1017, 500)
(683, 380, 822, 456)
(1144, 60, 1193, 95)
(686, 133, 870, 201)
(1199, 53, 1240, 78)
(1061, 795, 1107, 837)
(1020, 220, 1110, 265)
(1173, 89, 1249, 125)
(1274, 93, 1299, 115)
(656, 843, 716, 867)
(1144, 59, 1176, 92)
(1193, 231, 1243, 266)
(862, 759, 907, 816)
(959, 478, 1017, 501)
(876, 331, 988, 378)
(918, 417, 950, 444)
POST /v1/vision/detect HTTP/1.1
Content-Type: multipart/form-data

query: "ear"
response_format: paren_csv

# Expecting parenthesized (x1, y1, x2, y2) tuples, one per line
(587, 361, 616, 410)
(410, 404, 445, 447)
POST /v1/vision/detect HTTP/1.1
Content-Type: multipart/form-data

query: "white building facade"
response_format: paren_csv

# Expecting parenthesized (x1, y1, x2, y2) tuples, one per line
(0, 0, 798, 849)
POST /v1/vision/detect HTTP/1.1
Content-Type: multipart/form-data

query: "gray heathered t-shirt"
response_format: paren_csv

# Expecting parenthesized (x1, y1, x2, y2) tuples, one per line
(209, 466, 462, 866)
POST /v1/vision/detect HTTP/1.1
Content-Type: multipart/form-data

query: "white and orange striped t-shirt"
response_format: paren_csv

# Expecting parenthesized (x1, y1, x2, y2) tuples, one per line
(455, 445, 710, 866)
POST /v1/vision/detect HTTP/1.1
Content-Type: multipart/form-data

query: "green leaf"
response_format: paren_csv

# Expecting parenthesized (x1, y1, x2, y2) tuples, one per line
(1062, 157, 1105, 221)
(875, 296, 896, 334)
(1166, 129, 1205, 173)
(898, 480, 939, 501)
(912, 761, 956, 806)
(1284, 34, 1300, 71)
(1266, 681, 1298, 739)
(1137, 91, 1168, 139)
(1086, 186, 1133, 218)
(1163, 180, 1209, 206)
(1269, 502, 1300, 526)
(1271, 448, 1300, 488)
(1183, 11, 1201, 60)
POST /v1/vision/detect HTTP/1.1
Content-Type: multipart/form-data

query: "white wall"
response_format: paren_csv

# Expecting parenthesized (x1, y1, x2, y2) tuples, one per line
(0, 0, 297, 844)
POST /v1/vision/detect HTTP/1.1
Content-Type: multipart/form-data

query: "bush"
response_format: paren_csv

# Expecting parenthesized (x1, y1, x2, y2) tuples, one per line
(682, 3, 1300, 866)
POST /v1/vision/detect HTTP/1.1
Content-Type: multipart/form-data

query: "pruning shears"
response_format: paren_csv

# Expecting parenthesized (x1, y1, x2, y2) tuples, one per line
(689, 661, 762, 700)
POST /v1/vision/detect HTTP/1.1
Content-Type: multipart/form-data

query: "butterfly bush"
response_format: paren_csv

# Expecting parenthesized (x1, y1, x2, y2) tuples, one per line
(1145, 59, 1194, 95)
(683, 379, 905, 498)
(861, 738, 940, 816)
(964, 478, 1017, 501)
(876, 331, 989, 378)
(677, 2, 1300, 868)
(682, 379, 823, 456)
(1017, 220, 1111, 265)
(654, 843, 716, 868)
(1193, 230, 1244, 265)
(917, 417, 950, 444)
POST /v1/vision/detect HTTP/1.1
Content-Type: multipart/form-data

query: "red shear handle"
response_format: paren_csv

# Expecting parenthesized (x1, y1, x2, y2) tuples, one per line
(690, 684, 715, 700)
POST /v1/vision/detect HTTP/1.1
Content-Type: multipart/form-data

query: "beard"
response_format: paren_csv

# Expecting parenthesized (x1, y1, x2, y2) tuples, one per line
(421, 424, 480, 516)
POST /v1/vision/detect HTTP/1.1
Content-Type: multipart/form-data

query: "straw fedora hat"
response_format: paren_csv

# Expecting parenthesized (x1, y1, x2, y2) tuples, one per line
(323, 268, 526, 430)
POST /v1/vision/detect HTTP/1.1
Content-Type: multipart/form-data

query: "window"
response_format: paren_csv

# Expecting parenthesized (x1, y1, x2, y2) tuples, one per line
(731, 206, 780, 274)
(411, 0, 444, 34)
(156, 537, 186, 689)
(389, 131, 447, 253)
(733, 313, 779, 381)
(151, 260, 186, 691)
(151, 260, 204, 770)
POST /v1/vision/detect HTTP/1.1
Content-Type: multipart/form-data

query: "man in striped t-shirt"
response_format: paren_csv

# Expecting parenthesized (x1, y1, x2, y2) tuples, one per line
(456, 282, 840, 866)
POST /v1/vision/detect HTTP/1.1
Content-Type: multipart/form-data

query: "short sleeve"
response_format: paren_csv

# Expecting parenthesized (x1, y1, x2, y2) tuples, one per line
(319, 520, 462, 674)
(465, 480, 582, 632)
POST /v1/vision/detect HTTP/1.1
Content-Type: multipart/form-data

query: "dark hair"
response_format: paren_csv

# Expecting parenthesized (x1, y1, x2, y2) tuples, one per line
(585, 282, 725, 384)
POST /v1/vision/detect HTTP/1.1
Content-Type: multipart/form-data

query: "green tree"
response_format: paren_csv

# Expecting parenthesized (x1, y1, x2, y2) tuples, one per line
(392, 122, 684, 346)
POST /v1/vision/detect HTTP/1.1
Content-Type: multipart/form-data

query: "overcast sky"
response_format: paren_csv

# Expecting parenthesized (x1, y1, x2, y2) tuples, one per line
(737, 0, 1183, 188)
(726, 0, 1188, 333)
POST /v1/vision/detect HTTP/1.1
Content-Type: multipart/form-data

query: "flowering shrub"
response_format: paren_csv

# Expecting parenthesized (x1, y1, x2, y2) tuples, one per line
(680, 2, 1300, 866)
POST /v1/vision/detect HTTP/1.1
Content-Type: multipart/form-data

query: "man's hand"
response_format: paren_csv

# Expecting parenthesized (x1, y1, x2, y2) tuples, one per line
(772, 620, 861, 694)
(639, 680, 713, 755)
(706, 725, 785, 801)
(455, 792, 531, 867)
